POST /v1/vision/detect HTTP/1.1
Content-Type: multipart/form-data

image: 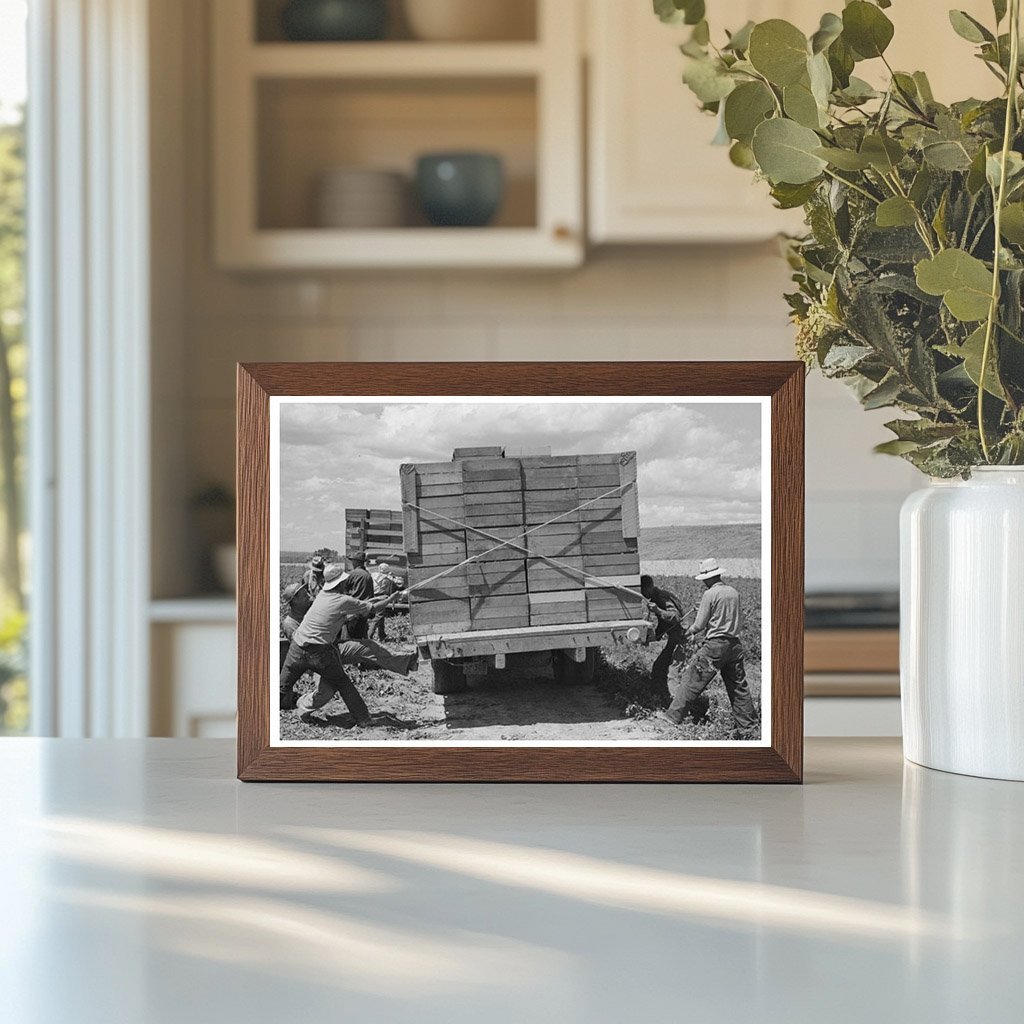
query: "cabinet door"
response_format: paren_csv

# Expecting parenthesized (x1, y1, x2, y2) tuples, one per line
(588, 0, 813, 243)
(588, 0, 995, 244)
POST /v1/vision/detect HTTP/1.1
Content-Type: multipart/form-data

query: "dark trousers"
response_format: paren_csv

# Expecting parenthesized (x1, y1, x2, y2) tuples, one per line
(669, 635, 757, 733)
(369, 611, 387, 642)
(279, 641, 370, 723)
(345, 616, 370, 641)
(651, 622, 685, 691)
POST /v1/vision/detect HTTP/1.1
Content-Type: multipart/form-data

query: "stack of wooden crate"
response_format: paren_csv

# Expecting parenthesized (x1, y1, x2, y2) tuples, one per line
(401, 448, 644, 637)
(345, 508, 406, 568)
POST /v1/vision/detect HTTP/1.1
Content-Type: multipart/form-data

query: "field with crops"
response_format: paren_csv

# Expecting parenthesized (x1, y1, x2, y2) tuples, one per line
(278, 551, 762, 743)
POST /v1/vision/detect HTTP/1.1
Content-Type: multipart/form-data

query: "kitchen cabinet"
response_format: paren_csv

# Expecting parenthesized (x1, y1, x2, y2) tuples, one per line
(211, 0, 583, 269)
(586, 0, 998, 244)
(587, 0, 814, 243)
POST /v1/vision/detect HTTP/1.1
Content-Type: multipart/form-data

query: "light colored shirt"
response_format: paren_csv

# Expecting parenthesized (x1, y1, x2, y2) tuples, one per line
(690, 582, 742, 640)
(293, 589, 374, 646)
(303, 569, 325, 597)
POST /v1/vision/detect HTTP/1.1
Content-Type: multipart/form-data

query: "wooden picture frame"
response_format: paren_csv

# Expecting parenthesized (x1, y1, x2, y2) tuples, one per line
(238, 362, 804, 782)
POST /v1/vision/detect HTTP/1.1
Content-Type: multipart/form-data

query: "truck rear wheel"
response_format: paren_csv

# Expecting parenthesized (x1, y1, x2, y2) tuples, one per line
(552, 648, 597, 686)
(431, 659, 468, 695)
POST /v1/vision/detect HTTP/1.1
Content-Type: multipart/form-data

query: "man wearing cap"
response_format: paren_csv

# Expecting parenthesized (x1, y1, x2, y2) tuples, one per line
(369, 562, 401, 642)
(660, 558, 758, 739)
(341, 551, 375, 640)
(304, 555, 326, 594)
(640, 574, 688, 693)
(279, 567, 415, 719)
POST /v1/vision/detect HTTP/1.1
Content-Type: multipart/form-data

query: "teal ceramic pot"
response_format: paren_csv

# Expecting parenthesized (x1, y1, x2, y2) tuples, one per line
(415, 153, 505, 227)
(281, 0, 388, 41)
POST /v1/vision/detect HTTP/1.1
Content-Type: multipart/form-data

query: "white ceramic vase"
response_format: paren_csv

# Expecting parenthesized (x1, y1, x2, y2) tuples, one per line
(901, 467, 1024, 780)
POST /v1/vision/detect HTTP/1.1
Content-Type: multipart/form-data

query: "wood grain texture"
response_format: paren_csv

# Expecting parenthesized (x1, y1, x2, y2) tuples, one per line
(236, 361, 805, 783)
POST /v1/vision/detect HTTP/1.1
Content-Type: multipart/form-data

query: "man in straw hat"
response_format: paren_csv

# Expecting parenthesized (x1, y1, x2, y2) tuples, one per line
(279, 564, 415, 721)
(659, 557, 758, 739)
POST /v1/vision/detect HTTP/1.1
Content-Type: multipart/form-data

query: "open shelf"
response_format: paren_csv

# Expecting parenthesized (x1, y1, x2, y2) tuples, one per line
(249, 41, 544, 77)
(254, 0, 539, 45)
(213, 0, 582, 268)
(257, 76, 538, 232)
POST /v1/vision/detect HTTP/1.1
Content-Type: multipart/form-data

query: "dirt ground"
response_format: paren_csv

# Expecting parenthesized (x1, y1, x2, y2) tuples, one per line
(279, 620, 762, 743)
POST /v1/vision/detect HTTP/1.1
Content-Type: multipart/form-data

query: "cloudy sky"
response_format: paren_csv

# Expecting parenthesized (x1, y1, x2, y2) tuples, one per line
(278, 400, 763, 551)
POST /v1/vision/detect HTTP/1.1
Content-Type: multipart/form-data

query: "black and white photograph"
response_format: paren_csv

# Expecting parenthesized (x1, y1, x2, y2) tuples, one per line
(271, 396, 770, 746)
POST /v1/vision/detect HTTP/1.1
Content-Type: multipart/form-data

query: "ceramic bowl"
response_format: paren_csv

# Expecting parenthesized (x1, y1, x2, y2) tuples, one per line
(415, 152, 504, 228)
(316, 168, 407, 228)
(281, 0, 388, 42)
(403, 0, 534, 42)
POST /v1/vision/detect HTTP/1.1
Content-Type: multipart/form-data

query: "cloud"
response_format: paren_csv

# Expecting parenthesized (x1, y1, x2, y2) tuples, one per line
(278, 400, 763, 549)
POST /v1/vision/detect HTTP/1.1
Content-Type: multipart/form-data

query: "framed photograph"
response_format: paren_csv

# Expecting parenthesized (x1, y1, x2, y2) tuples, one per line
(237, 362, 803, 782)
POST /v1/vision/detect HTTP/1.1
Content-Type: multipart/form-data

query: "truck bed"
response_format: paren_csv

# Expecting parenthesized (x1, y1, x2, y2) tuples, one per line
(417, 619, 654, 660)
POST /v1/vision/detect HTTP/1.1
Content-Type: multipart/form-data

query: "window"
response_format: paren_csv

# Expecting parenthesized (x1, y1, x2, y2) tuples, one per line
(0, 0, 28, 734)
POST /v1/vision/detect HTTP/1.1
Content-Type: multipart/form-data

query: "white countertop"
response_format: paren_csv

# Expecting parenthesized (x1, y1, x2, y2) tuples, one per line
(0, 738, 1019, 1023)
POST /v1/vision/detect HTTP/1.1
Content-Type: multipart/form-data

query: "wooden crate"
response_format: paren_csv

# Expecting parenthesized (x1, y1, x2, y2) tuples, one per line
(403, 449, 642, 635)
(345, 507, 407, 567)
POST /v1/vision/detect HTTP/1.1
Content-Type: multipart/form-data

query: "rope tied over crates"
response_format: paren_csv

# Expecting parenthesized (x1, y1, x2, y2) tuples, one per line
(398, 482, 649, 604)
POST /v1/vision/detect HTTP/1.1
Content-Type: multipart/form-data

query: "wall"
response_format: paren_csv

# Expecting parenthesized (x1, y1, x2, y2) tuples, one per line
(154, 0, 920, 599)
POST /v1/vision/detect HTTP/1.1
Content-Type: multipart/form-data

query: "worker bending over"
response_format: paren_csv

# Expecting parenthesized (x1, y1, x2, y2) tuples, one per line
(280, 568, 415, 723)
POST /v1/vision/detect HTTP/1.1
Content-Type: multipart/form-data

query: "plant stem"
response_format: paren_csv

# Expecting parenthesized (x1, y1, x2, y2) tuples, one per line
(884, 171, 939, 254)
(822, 167, 880, 205)
(979, 0, 1021, 462)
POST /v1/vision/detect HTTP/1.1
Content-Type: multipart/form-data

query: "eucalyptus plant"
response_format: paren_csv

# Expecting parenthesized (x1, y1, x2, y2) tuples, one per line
(657, 0, 1024, 475)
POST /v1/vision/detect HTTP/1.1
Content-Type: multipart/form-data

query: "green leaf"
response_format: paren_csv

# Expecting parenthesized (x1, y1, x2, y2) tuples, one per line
(810, 12, 843, 54)
(724, 20, 755, 53)
(784, 80, 824, 129)
(939, 326, 1006, 398)
(748, 20, 809, 86)
(863, 374, 903, 409)
(876, 197, 918, 228)
(653, 0, 705, 26)
(909, 164, 933, 205)
(828, 36, 856, 88)
(682, 57, 736, 104)
(842, 1, 895, 59)
(711, 109, 731, 145)
(948, 10, 994, 44)
(875, 439, 922, 455)
(1000, 203, 1024, 245)
(922, 140, 973, 171)
(860, 133, 904, 173)
(837, 76, 879, 104)
(967, 144, 991, 194)
(932, 190, 950, 247)
(771, 180, 820, 209)
(729, 140, 757, 170)
(814, 146, 872, 170)
(808, 51, 833, 109)
(751, 118, 828, 184)
(986, 150, 1024, 191)
(915, 249, 994, 322)
(913, 71, 935, 104)
(723, 81, 775, 144)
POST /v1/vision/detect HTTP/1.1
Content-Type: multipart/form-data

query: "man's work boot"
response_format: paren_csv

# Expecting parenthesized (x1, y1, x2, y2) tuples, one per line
(299, 677, 336, 711)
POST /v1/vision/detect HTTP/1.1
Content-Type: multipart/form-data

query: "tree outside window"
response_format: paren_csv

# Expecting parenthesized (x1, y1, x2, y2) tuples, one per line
(0, 0, 28, 733)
